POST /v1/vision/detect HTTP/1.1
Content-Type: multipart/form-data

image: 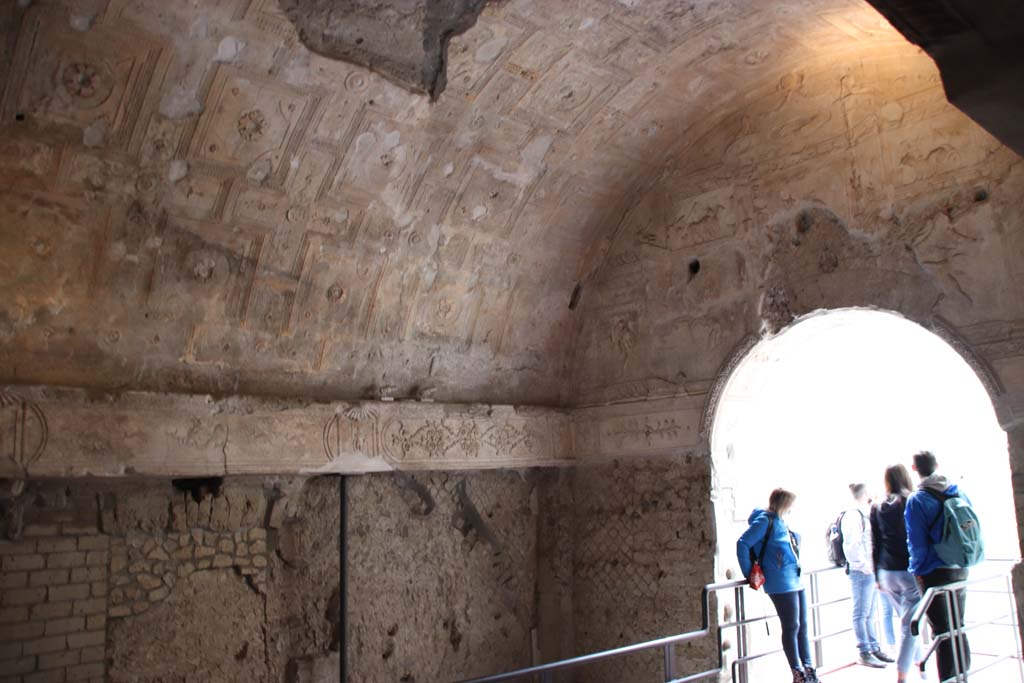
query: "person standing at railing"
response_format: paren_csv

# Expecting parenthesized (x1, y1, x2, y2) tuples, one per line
(843, 482, 894, 668)
(871, 464, 925, 682)
(737, 488, 820, 683)
(906, 451, 975, 682)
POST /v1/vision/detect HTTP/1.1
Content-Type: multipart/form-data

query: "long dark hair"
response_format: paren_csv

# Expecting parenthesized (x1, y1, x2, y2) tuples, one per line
(884, 464, 913, 499)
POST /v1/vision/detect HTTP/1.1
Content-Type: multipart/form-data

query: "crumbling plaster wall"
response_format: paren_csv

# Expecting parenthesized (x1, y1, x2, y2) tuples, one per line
(1, 471, 572, 683)
(279, 0, 493, 98)
(570, 455, 717, 683)
(346, 469, 544, 682)
(568, 34, 1024, 662)
(571, 48, 1024, 406)
(0, 477, 341, 683)
(0, 0, 964, 410)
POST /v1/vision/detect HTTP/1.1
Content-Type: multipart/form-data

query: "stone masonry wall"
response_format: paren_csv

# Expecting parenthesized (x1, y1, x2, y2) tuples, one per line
(570, 454, 717, 683)
(2, 465, 712, 683)
(347, 470, 540, 682)
(0, 477, 340, 683)
(107, 526, 268, 619)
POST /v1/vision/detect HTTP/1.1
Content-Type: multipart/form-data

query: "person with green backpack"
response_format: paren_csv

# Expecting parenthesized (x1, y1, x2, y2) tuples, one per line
(905, 450, 985, 681)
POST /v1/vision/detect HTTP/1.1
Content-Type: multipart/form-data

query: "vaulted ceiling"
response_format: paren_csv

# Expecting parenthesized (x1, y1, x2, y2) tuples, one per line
(0, 0, 1003, 407)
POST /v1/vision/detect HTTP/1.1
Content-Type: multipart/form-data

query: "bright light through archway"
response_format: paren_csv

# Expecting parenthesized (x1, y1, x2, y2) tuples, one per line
(712, 308, 1019, 570)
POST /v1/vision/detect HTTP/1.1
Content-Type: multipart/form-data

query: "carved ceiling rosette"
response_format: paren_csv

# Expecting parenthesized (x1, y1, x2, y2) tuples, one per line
(0, 390, 48, 477)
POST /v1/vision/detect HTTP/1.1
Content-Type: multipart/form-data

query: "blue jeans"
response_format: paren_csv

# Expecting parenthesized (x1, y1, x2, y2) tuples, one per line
(879, 588, 896, 647)
(849, 570, 880, 654)
(769, 589, 814, 671)
(879, 569, 924, 674)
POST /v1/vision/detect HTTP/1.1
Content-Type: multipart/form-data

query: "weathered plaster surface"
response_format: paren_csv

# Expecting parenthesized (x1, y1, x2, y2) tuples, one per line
(8, 0, 1019, 410)
(280, 0, 493, 98)
(0, 385, 574, 477)
(4, 0, 1024, 677)
(570, 48, 1024, 407)
(571, 455, 717, 683)
(0, 477, 341, 682)
(347, 469, 538, 681)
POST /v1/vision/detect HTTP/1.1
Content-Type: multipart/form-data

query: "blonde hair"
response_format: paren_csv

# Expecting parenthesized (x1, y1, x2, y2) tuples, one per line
(768, 488, 797, 515)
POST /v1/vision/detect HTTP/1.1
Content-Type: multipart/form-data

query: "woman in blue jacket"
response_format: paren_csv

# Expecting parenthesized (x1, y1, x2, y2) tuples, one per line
(737, 488, 817, 683)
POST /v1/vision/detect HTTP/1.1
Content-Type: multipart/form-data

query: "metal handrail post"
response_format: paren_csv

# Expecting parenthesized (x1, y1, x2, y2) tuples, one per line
(810, 570, 824, 668)
(735, 585, 748, 683)
(1007, 574, 1024, 682)
(663, 643, 676, 682)
(950, 583, 971, 683)
(945, 590, 964, 682)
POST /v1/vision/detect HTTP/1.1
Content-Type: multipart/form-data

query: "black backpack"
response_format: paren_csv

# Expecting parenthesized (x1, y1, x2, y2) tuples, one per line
(826, 510, 864, 567)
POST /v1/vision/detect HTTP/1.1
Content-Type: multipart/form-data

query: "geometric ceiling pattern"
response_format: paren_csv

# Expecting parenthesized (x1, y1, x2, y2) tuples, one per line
(0, 0, 970, 406)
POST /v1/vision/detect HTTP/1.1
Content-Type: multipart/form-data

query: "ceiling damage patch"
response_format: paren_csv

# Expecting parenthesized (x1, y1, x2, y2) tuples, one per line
(280, 0, 494, 98)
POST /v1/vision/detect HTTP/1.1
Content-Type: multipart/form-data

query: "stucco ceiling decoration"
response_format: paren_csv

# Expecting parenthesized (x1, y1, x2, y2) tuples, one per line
(0, 0, 1014, 410)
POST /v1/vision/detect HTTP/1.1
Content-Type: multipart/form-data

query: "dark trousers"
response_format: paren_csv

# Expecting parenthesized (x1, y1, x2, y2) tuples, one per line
(919, 568, 970, 681)
(769, 589, 813, 671)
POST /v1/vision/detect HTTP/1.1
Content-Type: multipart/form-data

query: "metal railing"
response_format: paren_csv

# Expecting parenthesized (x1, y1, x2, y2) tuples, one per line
(458, 577, 740, 683)
(910, 565, 1024, 683)
(459, 566, 853, 683)
(728, 565, 853, 682)
(460, 562, 1024, 683)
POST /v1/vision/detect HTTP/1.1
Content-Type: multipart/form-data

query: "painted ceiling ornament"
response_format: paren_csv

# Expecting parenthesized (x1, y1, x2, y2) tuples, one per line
(325, 283, 346, 303)
(59, 59, 113, 108)
(237, 109, 267, 142)
(0, 390, 48, 477)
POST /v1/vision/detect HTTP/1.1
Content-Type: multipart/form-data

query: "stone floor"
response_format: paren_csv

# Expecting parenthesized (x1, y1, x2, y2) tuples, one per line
(818, 653, 1023, 682)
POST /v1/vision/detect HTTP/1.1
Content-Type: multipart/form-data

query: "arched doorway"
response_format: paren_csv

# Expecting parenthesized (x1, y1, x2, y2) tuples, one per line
(709, 308, 1019, 677)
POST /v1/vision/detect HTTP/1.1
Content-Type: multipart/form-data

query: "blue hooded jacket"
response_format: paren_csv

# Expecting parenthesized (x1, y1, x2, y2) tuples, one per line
(905, 475, 971, 576)
(737, 508, 802, 594)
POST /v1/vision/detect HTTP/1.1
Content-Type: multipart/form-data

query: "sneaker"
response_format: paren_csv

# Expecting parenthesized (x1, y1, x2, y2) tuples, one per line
(859, 651, 887, 668)
(872, 649, 896, 663)
(803, 666, 820, 683)
(791, 669, 806, 683)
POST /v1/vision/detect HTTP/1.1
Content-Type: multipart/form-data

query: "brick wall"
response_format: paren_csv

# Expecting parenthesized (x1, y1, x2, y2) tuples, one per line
(0, 477, 339, 682)
(0, 523, 108, 683)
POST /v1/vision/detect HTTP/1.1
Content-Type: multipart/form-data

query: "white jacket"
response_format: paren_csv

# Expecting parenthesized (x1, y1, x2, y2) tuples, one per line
(840, 505, 873, 575)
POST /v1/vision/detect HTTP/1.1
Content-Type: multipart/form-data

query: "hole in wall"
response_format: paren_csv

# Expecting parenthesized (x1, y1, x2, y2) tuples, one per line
(172, 476, 224, 503)
(974, 188, 989, 202)
(568, 281, 583, 310)
(796, 211, 813, 234)
(688, 259, 701, 279)
(15, 113, 25, 122)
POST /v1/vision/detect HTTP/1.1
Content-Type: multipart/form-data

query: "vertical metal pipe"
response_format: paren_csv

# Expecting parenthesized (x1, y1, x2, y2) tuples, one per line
(810, 572, 823, 668)
(950, 585, 968, 683)
(663, 643, 676, 682)
(735, 586, 748, 683)
(339, 475, 348, 683)
(943, 591, 962, 682)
